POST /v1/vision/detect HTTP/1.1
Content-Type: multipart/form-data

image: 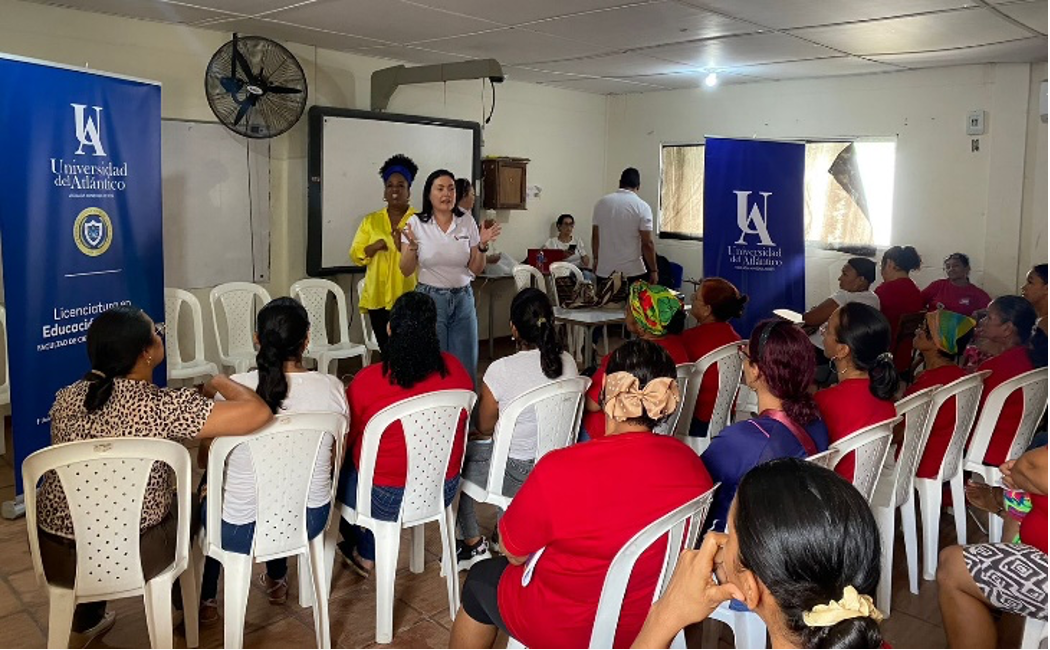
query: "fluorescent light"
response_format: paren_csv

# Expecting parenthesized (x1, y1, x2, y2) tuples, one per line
(704, 72, 718, 87)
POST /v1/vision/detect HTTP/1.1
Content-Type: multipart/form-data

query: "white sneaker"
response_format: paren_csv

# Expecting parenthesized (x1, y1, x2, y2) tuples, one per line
(457, 537, 492, 572)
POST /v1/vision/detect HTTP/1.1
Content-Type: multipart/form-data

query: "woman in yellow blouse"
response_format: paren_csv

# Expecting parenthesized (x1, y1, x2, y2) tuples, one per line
(350, 154, 419, 354)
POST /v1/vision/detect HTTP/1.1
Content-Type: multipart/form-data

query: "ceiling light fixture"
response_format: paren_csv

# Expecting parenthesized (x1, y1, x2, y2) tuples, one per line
(704, 72, 718, 87)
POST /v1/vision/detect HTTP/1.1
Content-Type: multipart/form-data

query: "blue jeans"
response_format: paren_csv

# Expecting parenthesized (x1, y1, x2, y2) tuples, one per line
(416, 283, 478, 382)
(689, 419, 710, 438)
(336, 466, 460, 562)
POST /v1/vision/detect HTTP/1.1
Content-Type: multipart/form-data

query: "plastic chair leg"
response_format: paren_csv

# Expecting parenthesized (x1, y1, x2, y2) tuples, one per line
(323, 517, 341, 599)
(873, 503, 894, 617)
(143, 577, 174, 649)
(373, 522, 401, 644)
(179, 570, 200, 648)
(298, 554, 315, 608)
(988, 513, 1003, 544)
(949, 474, 967, 546)
(900, 497, 920, 596)
(441, 507, 461, 620)
(46, 588, 76, 649)
(915, 479, 942, 581)
(410, 525, 425, 574)
(307, 537, 332, 649)
(1022, 617, 1048, 649)
(684, 436, 707, 456)
(222, 553, 253, 650)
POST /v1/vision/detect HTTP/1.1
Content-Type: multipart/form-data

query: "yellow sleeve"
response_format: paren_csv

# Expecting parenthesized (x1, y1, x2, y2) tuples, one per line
(349, 212, 377, 266)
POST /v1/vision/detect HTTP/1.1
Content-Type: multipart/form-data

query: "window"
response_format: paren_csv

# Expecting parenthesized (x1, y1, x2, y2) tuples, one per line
(658, 139, 896, 246)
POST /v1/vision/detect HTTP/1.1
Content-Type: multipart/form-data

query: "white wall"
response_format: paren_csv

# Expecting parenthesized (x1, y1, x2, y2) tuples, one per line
(1019, 62, 1048, 279)
(0, 0, 607, 366)
(604, 64, 1043, 304)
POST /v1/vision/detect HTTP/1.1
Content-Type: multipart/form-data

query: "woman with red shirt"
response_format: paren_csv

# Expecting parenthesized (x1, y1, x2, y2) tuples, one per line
(451, 339, 713, 649)
(903, 309, 974, 478)
(972, 295, 1045, 466)
(680, 277, 747, 439)
(335, 291, 474, 576)
(921, 253, 991, 317)
(582, 282, 690, 440)
(815, 303, 899, 481)
(875, 245, 924, 374)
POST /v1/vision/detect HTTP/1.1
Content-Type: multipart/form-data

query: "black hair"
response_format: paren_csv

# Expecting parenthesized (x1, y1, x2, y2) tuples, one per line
(556, 213, 575, 227)
(846, 258, 876, 285)
(255, 297, 309, 414)
(989, 295, 1046, 368)
(82, 305, 154, 413)
(944, 252, 970, 268)
(378, 154, 418, 186)
(383, 292, 448, 388)
(734, 458, 883, 649)
(511, 289, 564, 379)
(619, 167, 641, 189)
(666, 309, 687, 336)
(881, 246, 921, 273)
(835, 303, 899, 400)
(455, 178, 474, 205)
(1032, 263, 1048, 285)
(417, 169, 464, 223)
(603, 339, 676, 430)
(700, 278, 748, 322)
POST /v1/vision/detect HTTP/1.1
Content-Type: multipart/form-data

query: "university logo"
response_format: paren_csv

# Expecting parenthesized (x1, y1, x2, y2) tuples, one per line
(73, 207, 113, 256)
(71, 104, 107, 157)
(733, 190, 776, 247)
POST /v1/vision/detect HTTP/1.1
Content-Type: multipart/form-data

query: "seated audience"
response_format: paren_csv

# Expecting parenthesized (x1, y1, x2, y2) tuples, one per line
(1022, 263, 1048, 334)
(451, 339, 713, 649)
(972, 295, 1047, 466)
(198, 298, 349, 621)
(335, 291, 474, 576)
(875, 245, 924, 374)
(701, 320, 829, 532)
(680, 277, 747, 439)
(816, 303, 899, 480)
(456, 288, 578, 570)
(633, 458, 884, 649)
(582, 282, 689, 440)
(37, 306, 271, 644)
(937, 446, 1047, 649)
(901, 309, 973, 477)
(921, 253, 991, 317)
(802, 257, 880, 338)
(544, 213, 591, 269)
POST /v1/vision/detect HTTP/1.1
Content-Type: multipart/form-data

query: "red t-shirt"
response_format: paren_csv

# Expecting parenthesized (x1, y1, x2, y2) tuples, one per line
(584, 336, 692, 440)
(905, 364, 967, 478)
(920, 279, 991, 317)
(975, 346, 1034, 466)
(680, 322, 741, 423)
(875, 277, 924, 373)
(497, 432, 713, 649)
(347, 352, 473, 486)
(815, 378, 897, 481)
(1021, 494, 1048, 554)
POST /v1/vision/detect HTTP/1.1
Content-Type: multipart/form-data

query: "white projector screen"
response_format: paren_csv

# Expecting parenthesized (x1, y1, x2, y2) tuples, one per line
(307, 107, 481, 275)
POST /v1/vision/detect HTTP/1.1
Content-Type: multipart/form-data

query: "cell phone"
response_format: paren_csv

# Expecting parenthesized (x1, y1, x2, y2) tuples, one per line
(568, 244, 577, 253)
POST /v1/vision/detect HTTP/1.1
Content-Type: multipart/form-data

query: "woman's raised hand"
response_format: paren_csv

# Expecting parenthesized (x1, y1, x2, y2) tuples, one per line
(480, 219, 501, 245)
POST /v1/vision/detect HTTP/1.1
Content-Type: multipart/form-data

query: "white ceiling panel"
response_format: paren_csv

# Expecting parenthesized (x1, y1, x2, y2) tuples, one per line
(528, 52, 687, 76)
(648, 32, 838, 68)
(524, 1, 756, 50)
(346, 44, 475, 65)
(502, 66, 598, 83)
(200, 17, 389, 51)
(996, 0, 1048, 34)
(791, 7, 1033, 55)
(421, 28, 612, 65)
(263, 0, 502, 43)
(678, 0, 976, 30)
(28, 0, 237, 24)
(736, 55, 903, 79)
(868, 36, 1049, 66)
(400, 0, 648, 26)
(541, 76, 664, 93)
(618, 69, 771, 88)
(181, 0, 303, 16)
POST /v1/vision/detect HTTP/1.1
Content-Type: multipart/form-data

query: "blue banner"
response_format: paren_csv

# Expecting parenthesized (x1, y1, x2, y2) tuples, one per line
(703, 138, 805, 338)
(0, 56, 164, 494)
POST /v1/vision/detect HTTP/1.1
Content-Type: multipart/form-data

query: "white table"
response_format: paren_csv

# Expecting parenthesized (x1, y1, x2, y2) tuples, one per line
(554, 306, 625, 367)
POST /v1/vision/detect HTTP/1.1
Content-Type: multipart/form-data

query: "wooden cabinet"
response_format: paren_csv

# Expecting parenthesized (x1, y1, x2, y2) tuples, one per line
(482, 157, 529, 210)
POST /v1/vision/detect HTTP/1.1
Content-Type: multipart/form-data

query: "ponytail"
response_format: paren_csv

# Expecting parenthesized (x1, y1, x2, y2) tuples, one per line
(800, 615, 884, 649)
(255, 298, 310, 414)
(868, 352, 900, 401)
(82, 306, 155, 413)
(510, 288, 564, 380)
(836, 303, 900, 401)
(537, 318, 563, 379)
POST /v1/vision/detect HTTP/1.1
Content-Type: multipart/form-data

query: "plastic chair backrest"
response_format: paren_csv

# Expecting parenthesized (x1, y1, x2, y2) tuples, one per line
(0, 304, 9, 399)
(513, 264, 546, 294)
(806, 449, 835, 469)
(965, 367, 1049, 467)
(22, 438, 191, 599)
(691, 342, 743, 438)
(210, 282, 272, 358)
(356, 390, 477, 527)
(889, 388, 936, 507)
(356, 278, 381, 351)
(661, 364, 695, 437)
(828, 417, 900, 502)
(164, 288, 210, 370)
(290, 278, 351, 351)
(929, 371, 989, 482)
(590, 484, 719, 648)
(205, 412, 347, 562)
(549, 261, 584, 284)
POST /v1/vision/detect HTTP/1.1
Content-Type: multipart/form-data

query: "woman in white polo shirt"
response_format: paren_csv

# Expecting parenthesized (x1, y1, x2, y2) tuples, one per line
(400, 169, 500, 380)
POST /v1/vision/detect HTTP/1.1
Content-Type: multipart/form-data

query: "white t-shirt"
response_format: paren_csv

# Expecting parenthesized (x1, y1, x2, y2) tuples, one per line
(592, 189, 653, 278)
(543, 236, 588, 266)
(810, 290, 882, 349)
(219, 370, 349, 525)
(404, 213, 480, 289)
(483, 349, 579, 461)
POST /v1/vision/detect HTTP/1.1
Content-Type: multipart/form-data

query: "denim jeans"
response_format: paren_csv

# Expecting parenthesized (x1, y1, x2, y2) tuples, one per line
(457, 439, 534, 540)
(416, 283, 478, 382)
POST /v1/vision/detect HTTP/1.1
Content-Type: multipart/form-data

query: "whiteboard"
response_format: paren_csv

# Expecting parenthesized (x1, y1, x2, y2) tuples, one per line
(307, 108, 480, 274)
(161, 120, 270, 289)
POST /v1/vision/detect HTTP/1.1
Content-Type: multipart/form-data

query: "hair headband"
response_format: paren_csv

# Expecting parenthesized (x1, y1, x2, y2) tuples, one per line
(383, 164, 415, 186)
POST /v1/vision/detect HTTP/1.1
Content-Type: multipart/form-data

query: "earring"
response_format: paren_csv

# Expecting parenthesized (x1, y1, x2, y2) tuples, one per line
(147, 355, 153, 365)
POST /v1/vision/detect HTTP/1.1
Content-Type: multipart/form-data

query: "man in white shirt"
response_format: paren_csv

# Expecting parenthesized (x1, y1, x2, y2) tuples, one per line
(591, 167, 658, 285)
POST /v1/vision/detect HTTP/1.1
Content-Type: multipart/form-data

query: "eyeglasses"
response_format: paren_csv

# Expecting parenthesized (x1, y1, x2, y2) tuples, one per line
(737, 343, 750, 360)
(818, 321, 829, 336)
(154, 322, 166, 338)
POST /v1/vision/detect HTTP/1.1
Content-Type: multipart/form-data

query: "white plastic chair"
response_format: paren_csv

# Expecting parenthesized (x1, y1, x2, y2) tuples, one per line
(825, 417, 900, 503)
(0, 305, 9, 456)
(512, 264, 547, 295)
(1023, 617, 1049, 649)
(290, 278, 368, 375)
(913, 372, 988, 580)
(462, 377, 589, 510)
(22, 438, 198, 649)
(356, 278, 382, 365)
(325, 390, 477, 644)
(658, 364, 695, 437)
(683, 342, 743, 455)
(508, 485, 718, 649)
(164, 289, 219, 385)
(962, 367, 1048, 543)
(871, 388, 936, 616)
(549, 262, 607, 360)
(196, 412, 347, 649)
(209, 282, 271, 374)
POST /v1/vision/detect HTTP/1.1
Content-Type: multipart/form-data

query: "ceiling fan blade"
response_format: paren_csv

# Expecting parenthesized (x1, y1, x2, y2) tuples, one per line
(265, 85, 302, 94)
(233, 43, 257, 86)
(230, 32, 238, 80)
(220, 76, 245, 94)
(232, 100, 252, 126)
